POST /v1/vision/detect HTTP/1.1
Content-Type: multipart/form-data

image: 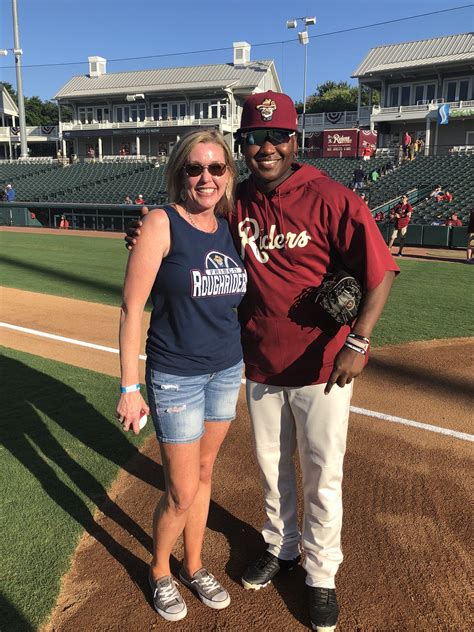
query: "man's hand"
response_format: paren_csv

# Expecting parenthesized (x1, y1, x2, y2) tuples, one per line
(324, 346, 366, 395)
(124, 206, 149, 250)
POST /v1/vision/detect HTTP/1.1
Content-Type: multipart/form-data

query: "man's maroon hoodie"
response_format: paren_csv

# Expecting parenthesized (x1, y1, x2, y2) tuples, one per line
(228, 163, 398, 386)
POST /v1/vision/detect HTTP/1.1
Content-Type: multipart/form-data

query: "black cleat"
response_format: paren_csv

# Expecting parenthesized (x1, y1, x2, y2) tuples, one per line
(309, 587, 339, 631)
(241, 551, 300, 590)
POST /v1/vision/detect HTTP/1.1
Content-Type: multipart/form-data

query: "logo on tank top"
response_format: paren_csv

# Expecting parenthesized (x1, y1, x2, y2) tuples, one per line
(191, 250, 247, 298)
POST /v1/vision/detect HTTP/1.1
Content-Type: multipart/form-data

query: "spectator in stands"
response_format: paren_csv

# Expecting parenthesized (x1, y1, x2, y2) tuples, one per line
(466, 210, 474, 263)
(443, 189, 453, 203)
(352, 165, 365, 190)
(59, 214, 69, 230)
(397, 144, 404, 166)
(415, 138, 424, 154)
(430, 214, 444, 226)
(123, 195, 133, 205)
(118, 129, 243, 622)
(0, 187, 6, 201)
(361, 145, 372, 161)
(386, 159, 395, 172)
(56, 149, 62, 161)
(134, 194, 145, 205)
(374, 211, 385, 222)
(87, 146, 95, 159)
(5, 184, 15, 202)
(370, 168, 380, 183)
(445, 212, 462, 227)
(359, 192, 369, 205)
(388, 194, 413, 256)
(408, 141, 416, 161)
(429, 185, 443, 201)
(403, 131, 411, 157)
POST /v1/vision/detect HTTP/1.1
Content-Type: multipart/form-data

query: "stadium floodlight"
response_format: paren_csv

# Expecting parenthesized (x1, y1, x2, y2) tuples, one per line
(286, 16, 316, 157)
(13, 47, 23, 55)
(0, 49, 8, 56)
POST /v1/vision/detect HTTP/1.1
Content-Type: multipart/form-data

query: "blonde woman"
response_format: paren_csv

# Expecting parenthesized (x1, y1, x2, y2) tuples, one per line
(116, 130, 247, 621)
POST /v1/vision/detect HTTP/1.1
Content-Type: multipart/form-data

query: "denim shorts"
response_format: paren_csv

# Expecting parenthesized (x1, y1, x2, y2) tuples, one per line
(146, 360, 243, 444)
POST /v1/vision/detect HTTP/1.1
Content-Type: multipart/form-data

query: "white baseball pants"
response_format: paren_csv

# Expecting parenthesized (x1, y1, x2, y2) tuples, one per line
(246, 379, 352, 588)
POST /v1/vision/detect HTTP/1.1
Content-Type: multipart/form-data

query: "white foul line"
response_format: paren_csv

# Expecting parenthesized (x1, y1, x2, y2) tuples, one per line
(349, 406, 473, 442)
(1, 321, 472, 443)
(0, 321, 147, 360)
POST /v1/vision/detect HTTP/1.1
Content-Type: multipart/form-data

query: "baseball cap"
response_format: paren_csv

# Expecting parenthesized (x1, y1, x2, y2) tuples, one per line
(238, 90, 298, 132)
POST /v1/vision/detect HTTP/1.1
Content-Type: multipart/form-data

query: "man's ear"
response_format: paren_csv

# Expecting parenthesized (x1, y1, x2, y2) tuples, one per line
(292, 135, 299, 159)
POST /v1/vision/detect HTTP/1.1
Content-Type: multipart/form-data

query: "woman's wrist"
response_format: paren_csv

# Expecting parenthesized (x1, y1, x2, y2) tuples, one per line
(120, 383, 141, 393)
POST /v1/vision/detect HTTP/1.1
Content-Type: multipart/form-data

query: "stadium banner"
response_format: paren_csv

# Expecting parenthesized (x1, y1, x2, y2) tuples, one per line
(305, 131, 323, 157)
(63, 128, 162, 138)
(358, 129, 378, 156)
(438, 104, 449, 125)
(449, 108, 474, 119)
(323, 129, 359, 157)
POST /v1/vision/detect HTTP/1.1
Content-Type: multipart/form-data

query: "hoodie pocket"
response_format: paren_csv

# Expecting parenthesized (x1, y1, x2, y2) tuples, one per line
(241, 316, 286, 376)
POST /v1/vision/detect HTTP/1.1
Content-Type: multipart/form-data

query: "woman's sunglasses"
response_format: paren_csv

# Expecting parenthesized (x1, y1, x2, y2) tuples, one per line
(184, 162, 227, 177)
(240, 129, 296, 147)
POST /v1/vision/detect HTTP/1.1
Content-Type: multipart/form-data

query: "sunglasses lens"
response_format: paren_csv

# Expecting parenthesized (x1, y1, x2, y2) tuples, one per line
(242, 130, 292, 146)
(208, 163, 227, 176)
(185, 164, 202, 176)
(185, 163, 226, 177)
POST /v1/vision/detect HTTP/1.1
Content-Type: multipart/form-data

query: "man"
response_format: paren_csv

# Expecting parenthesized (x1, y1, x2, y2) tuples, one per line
(5, 184, 15, 202)
(127, 91, 398, 630)
(445, 212, 462, 227)
(387, 194, 413, 256)
(352, 164, 365, 190)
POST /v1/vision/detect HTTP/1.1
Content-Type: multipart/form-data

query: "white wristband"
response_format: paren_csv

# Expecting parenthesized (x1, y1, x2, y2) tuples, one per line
(120, 383, 140, 393)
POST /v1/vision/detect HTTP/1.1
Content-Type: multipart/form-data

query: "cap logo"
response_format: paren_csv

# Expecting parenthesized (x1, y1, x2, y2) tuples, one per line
(256, 98, 277, 121)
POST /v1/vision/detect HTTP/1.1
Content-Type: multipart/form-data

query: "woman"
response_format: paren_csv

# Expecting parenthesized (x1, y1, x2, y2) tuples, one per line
(116, 130, 247, 622)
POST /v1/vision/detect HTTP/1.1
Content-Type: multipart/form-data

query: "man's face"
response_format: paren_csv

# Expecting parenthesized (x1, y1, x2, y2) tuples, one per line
(242, 128, 297, 191)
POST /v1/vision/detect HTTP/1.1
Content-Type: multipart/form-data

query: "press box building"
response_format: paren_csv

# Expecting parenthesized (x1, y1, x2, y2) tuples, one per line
(54, 43, 280, 160)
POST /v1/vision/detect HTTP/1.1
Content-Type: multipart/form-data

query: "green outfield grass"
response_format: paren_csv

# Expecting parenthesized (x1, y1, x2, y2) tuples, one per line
(0, 232, 127, 306)
(0, 346, 152, 632)
(0, 230, 472, 342)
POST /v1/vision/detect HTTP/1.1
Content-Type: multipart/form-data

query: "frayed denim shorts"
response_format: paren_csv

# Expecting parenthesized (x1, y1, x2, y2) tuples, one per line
(146, 360, 243, 444)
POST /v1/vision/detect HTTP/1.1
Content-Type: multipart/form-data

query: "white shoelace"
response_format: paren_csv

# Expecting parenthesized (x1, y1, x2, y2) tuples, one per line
(155, 580, 181, 606)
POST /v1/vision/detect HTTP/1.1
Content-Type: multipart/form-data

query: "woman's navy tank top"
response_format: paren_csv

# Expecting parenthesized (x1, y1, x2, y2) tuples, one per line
(146, 205, 247, 376)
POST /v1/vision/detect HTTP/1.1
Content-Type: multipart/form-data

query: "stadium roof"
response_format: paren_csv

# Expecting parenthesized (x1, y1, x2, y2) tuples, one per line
(353, 32, 474, 78)
(54, 60, 277, 99)
(0, 83, 19, 116)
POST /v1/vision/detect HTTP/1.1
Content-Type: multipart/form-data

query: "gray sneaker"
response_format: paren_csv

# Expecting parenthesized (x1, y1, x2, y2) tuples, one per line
(179, 567, 231, 610)
(148, 571, 187, 621)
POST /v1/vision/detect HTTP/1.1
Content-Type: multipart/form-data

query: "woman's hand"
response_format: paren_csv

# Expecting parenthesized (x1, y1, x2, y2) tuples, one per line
(116, 391, 150, 435)
(124, 206, 150, 250)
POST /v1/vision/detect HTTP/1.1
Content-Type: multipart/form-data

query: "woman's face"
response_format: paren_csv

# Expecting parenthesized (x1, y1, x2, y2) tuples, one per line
(183, 142, 229, 213)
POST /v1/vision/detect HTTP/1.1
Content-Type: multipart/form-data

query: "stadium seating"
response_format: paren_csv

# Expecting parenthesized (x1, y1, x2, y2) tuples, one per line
(1, 155, 472, 226)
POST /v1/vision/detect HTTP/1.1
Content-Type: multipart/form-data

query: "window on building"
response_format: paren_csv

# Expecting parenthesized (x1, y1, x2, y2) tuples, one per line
(400, 86, 411, 106)
(446, 82, 457, 103)
(389, 86, 399, 107)
(459, 80, 469, 101)
(426, 84, 436, 102)
(445, 78, 472, 103)
(115, 104, 145, 123)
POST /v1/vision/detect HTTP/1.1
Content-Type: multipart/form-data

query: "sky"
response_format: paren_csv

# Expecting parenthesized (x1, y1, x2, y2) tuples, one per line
(0, 0, 473, 103)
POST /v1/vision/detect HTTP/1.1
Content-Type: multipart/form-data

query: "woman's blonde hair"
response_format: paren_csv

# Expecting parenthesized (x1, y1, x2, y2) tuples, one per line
(165, 130, 236, 215)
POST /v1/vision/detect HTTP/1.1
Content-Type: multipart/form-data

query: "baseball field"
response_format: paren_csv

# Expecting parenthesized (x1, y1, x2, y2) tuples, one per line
(0, 227, 472, 632)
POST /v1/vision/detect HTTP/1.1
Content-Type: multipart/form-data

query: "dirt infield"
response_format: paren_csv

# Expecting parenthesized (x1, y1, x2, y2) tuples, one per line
(1, 287, 472, 630)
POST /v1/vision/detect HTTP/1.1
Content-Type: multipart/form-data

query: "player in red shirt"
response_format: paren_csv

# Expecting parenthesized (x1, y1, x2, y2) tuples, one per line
(387, 194, 413, 256)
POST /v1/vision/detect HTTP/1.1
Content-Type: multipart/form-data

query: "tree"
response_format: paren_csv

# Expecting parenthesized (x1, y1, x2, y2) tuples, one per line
(295, 81, 379, 114)
(2, 82, 71, 124)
